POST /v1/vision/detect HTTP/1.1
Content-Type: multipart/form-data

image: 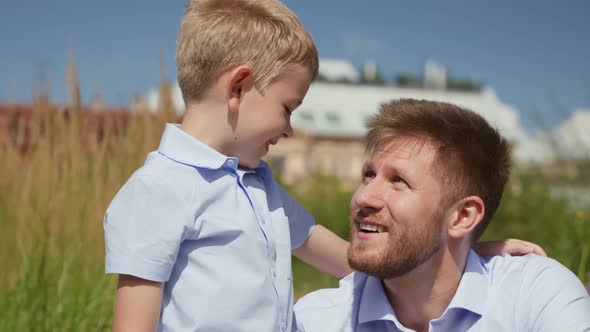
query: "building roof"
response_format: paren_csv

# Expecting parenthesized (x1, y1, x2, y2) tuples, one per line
(145, 57, 590, 163)
(317, 59, 360, 82)
(293, 82, 519, 139)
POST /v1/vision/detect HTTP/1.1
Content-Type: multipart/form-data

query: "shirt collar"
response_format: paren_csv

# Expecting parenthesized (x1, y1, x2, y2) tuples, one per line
(358, 249, 488, 327)
(157, 123, 269, 177)
(238, 161, 271, 179)
(444, 249, 489, 316)
(157, 123, 233, 170)
(358, 275, 405, 329)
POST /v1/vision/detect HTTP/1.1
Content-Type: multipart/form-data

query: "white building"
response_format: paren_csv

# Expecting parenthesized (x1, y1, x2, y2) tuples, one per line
(271, 81, 545, 183)
(145, 59, 583, 183)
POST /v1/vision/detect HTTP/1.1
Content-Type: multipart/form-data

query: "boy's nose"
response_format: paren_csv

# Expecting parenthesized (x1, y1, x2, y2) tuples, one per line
(283, 122, 293, 138)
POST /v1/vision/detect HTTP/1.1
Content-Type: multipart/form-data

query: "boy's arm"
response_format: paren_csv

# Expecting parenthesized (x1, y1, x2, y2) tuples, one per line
(112, 274, 164, 332)
(292, 225, 352, 279)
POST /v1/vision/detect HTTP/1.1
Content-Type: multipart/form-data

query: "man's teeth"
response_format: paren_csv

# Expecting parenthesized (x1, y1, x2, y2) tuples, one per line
(359, 223, 385, 233)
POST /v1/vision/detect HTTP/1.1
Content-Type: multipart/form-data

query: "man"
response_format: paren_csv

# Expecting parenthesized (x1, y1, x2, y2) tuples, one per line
(294, 99, 590, 332)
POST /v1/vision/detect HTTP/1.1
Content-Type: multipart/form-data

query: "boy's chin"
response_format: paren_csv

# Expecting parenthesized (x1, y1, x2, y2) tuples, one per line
(238, 157, 261, 169)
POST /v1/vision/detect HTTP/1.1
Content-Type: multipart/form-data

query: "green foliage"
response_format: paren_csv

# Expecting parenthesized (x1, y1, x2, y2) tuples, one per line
(446, 77, 481, 91)
(395, 72, 421, 87)
(1, 105, 588, 329)
(483, 170, 590, 281)
(0, 105, 164, 331)
(0, 241, 115, 331)
(283, 173, 354, 296)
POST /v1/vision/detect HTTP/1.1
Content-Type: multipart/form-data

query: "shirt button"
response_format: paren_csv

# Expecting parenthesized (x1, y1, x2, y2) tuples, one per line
(261, 218, 266, 224)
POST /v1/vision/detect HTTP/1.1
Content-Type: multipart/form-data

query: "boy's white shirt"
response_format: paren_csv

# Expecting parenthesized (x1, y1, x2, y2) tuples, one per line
(105, 123, 316, 332)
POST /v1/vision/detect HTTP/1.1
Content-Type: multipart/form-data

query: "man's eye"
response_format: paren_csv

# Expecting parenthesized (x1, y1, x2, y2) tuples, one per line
(363, 171, 375, 181)
(284, 106, 292, 115)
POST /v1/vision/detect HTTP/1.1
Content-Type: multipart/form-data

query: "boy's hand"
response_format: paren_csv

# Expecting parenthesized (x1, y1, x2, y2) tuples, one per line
(474, 239, 547, 257)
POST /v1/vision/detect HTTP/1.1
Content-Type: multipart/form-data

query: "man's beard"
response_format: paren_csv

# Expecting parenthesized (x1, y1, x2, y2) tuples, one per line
(347, 214, 443, 280)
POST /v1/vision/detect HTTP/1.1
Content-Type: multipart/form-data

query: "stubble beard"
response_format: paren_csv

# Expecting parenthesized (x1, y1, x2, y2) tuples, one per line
(347, 215, 443, 280)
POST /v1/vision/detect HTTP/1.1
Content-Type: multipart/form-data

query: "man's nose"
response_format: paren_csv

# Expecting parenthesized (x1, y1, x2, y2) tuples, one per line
(353, 180, 385, 211)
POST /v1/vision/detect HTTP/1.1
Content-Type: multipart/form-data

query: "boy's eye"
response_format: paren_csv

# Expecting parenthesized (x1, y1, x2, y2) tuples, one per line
(392, 176, 408, 187)
(284, 106, 292, 116)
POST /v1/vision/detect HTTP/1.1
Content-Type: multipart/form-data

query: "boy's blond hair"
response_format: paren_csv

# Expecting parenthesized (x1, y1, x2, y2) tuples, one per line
(177, 0, 319, 103)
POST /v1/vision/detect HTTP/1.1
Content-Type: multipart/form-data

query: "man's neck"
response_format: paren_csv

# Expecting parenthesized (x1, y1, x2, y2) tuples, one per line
(382, 245, 469, 332)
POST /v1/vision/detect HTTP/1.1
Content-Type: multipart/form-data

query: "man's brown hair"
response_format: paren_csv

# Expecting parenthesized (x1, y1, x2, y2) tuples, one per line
(176, 0, 319, 104)
(366, 99, 511, 240)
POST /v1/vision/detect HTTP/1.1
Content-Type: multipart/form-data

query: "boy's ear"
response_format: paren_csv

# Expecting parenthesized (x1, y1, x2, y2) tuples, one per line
(227, 65, 253, 113)
(446, 196, 485, 240)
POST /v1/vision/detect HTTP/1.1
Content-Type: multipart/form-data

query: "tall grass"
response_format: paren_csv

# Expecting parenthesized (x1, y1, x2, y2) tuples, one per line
(0, 87, 588, 329)
(0, 82, 175, 330)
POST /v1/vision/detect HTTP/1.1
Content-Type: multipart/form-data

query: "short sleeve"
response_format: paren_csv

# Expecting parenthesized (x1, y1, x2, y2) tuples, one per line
(278, 185, 316, 249)
(104, 175, 194, 282)
(521, 258, 590, 331)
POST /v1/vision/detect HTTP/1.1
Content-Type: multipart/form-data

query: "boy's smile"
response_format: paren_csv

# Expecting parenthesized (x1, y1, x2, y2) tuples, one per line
(231, 63, 313, 168)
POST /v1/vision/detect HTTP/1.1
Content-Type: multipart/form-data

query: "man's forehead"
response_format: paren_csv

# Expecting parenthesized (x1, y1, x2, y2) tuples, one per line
(371, 136, 438, 162)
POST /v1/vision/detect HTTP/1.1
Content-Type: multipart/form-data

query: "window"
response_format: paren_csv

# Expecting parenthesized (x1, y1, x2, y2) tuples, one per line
(325, 112, 341, 125)
(298, 110, 314, 122)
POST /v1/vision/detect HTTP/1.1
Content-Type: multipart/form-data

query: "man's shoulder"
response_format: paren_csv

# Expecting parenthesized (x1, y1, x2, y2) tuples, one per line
(484, 252, 557, 268)
(486, 253, 590, 330)
(482, 253, 590, 322)
(296, 272, 366, 309)
(484, 253, 576, 283)
(481, 252, 589, 295)
(294, 272, 367, 331)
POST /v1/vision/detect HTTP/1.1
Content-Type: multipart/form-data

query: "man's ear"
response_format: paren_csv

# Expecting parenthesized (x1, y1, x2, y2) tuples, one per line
(227, 65, 253, 113)
(446, 196, 485, 240)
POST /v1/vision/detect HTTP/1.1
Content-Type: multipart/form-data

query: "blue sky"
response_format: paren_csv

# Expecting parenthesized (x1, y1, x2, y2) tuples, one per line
(1, 0, 588, 127)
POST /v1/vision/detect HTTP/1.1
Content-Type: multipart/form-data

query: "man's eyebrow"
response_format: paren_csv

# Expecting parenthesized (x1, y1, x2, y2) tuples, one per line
(361, 161, 373, 175)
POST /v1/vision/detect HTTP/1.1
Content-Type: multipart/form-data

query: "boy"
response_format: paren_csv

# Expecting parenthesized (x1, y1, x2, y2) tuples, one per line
(104, 1, 543, 331)
(105, 1, 349, 331)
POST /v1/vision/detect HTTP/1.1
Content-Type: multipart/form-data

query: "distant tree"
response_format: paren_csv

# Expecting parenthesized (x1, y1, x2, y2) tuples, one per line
(314, 73, 329, 82)
(395, 72, 421, 87)
(360, 63, 385, 85)
(371, 68, 385, 85)
(313, 73, 355, 84)
(333, 77, 354, 84)
(446, 78, 481, 91)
